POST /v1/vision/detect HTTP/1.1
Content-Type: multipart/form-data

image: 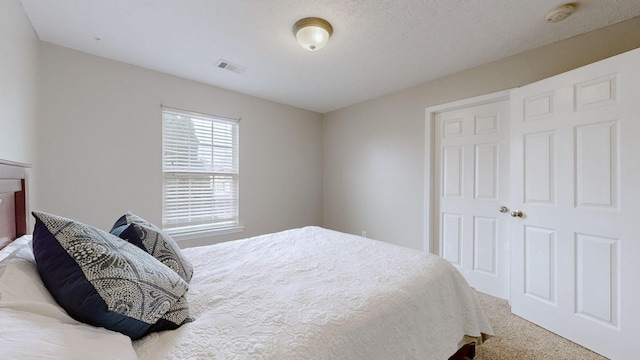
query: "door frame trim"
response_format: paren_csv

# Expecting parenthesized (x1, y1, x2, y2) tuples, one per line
(423, 89, 513, 254)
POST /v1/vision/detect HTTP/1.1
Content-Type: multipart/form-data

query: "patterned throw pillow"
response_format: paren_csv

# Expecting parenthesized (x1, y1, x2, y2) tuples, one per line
(32, 211, 192, 340)
(110, 212, 193, 282)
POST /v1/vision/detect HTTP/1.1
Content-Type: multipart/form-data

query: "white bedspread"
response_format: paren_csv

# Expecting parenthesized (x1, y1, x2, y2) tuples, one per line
(134, 226, 493, 360)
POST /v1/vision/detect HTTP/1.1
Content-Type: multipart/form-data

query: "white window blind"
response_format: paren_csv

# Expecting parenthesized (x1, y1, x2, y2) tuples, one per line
(162, 108, 239, 237)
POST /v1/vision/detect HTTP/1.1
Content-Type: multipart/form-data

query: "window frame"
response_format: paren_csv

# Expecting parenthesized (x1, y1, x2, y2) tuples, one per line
(161, 107, 242, 240)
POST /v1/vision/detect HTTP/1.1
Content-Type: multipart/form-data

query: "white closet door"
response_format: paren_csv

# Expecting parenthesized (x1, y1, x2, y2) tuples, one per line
(434, 99, 510, 299)
(510, 48, 640, 359)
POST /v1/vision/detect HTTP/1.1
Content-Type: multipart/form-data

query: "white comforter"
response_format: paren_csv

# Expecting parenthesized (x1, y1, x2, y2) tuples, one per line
(134, 226, 493, 360)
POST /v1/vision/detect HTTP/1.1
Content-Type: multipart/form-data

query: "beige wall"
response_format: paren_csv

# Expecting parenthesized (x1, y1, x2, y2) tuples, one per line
(323, 17, 640, 250)
(0, 0, 38, 165)
(8, 0, 640, 250)
(35, 43, 323, 247)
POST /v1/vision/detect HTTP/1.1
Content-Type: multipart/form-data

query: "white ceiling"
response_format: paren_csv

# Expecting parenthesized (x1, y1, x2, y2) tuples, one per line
(19, 1, 640, 114)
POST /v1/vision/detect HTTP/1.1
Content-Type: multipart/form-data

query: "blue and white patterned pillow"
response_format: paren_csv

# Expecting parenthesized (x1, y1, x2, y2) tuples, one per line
(110, 212, 193, 282)
(32, 211, 192, 340)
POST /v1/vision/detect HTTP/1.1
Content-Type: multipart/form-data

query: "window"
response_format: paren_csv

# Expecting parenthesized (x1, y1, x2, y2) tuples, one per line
(162, 108, 240, 238)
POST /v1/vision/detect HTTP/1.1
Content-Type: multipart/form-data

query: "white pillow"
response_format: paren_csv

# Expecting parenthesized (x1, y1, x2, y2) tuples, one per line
(0, 235, 32, 262)
(0, 239, 74, 322)
(0, 308, 137, 360)
(0, 239, 138, 359)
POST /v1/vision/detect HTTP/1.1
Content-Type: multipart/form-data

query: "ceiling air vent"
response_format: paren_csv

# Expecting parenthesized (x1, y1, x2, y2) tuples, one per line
(215, 59, 247, 74)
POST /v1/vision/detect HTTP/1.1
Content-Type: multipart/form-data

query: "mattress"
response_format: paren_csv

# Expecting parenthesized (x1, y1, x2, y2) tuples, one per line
(133, 226, 493, 359)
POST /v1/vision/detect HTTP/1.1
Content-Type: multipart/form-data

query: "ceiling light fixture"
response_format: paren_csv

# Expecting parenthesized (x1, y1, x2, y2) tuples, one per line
(293, 17, 333, 51)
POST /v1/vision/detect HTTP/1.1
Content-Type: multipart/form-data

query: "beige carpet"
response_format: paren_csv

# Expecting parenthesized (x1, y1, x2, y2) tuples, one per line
(474, 291, 609, 360)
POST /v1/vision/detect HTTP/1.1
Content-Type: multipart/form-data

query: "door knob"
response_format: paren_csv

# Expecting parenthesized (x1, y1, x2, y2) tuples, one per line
(499, 206, 509, 213)
(510, 210, 524, 218)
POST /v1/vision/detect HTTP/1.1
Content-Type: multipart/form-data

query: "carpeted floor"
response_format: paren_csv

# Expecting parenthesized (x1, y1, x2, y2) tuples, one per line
(474, 291, 609, 360)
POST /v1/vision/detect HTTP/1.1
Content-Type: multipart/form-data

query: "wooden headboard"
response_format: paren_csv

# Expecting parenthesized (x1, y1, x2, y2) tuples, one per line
(0, 160, 30, 250)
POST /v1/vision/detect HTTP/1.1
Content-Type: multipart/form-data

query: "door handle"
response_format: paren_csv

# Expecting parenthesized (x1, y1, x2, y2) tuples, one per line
(510, 210, 524, 218)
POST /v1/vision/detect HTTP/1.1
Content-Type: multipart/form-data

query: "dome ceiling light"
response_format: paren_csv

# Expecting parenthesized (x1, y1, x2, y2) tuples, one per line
(293, 17, 333, 51)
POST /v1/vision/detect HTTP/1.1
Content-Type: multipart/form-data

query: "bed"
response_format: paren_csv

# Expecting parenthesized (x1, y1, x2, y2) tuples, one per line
(0, 160, 493, 359)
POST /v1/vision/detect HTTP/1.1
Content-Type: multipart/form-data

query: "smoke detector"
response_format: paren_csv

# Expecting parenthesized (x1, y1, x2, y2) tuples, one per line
(545, 3, 577, 23)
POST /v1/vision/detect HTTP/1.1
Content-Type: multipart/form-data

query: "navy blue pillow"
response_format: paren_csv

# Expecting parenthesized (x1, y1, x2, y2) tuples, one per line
(32, 211, 192, 340)
(110, 212, 193, 282)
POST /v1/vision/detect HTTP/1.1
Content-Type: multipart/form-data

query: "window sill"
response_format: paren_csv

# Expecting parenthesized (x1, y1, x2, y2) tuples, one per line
(165, 225, 245, 242)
